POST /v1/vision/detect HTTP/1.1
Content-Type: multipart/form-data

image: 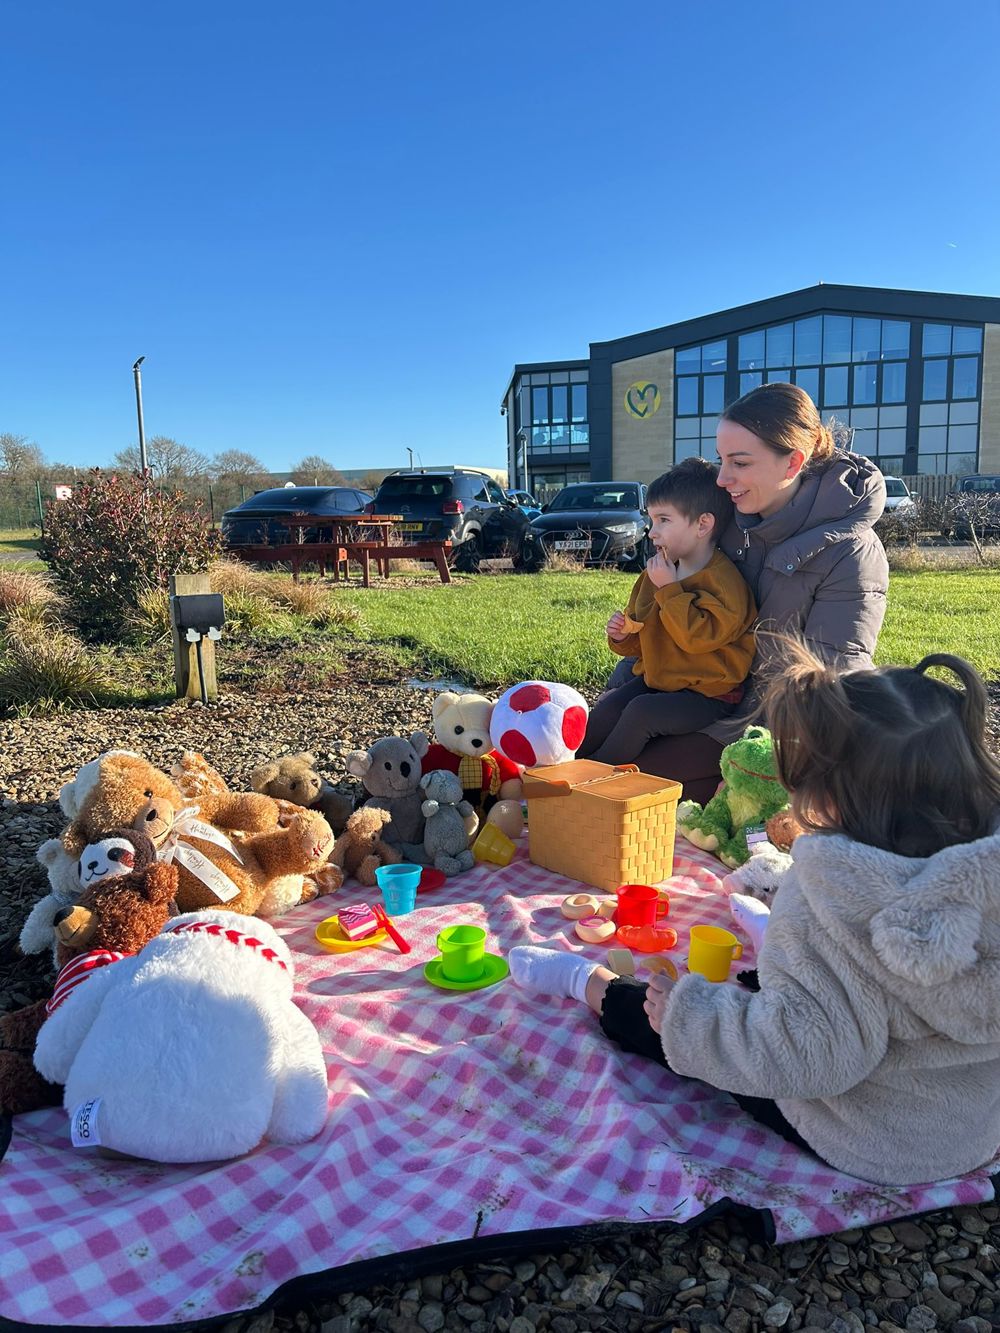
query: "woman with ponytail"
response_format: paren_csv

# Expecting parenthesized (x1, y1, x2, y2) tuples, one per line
(605, 381, 890, 802)
(509, 644, 1000, 1186)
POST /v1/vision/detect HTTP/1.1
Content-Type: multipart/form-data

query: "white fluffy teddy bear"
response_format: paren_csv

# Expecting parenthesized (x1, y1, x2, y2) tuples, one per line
(722, 841, 794, 956)
(33, 909, 329, 1163)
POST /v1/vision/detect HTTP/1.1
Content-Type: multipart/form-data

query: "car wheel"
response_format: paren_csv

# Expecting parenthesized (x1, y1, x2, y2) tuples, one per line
(452, 529, 483, 572)
(514, 537, 544, 573)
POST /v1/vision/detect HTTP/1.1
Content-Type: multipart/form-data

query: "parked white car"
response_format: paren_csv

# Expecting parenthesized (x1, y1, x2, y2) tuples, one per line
(882, 477, 915, 512)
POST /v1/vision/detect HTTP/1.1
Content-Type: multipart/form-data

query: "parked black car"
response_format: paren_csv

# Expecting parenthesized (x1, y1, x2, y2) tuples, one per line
(950, 474, 1000, 539)
(519, 482, 650, 572)
(370, 468, 530, 570)
(220, 486, 374, 546)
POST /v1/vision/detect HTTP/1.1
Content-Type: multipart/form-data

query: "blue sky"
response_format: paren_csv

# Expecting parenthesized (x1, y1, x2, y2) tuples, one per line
(2, 0, 998, 475)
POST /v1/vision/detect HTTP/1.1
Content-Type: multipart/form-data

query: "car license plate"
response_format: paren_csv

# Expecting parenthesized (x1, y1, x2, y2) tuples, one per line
(554, 539, 590, 551)
(398, 523, 424, 532)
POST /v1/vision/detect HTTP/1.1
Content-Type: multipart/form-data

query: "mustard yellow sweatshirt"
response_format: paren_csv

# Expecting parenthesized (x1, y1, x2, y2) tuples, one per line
(608, 548, 756, 697)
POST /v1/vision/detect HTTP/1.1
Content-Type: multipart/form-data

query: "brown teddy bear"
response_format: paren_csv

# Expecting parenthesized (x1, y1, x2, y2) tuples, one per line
(328, 807, 402, 887)
(0, 829, 178, 1117)
(55, 751, 335, 919)
(765, 808, 807, 852)
(249, 752, 354, 835)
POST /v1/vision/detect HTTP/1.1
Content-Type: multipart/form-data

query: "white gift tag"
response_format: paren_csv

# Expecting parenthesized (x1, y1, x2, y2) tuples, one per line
(173, 843, 241, 901)
(70, 1097, 103, 1147)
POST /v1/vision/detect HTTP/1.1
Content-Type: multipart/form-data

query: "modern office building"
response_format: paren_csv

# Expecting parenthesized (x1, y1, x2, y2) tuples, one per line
(501, 284, 1000, 494)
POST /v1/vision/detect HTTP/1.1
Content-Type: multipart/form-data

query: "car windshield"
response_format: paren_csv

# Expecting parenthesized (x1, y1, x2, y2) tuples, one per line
(884, 479, 908, 498)
(960, 477, 1000, 493)
(236, 488, 338, 511)
(549, 485, 639, 512)
(377, 475, 452, 499)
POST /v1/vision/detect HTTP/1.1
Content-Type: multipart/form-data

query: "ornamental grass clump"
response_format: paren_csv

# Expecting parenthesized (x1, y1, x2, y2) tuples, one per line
(0, 569, 65, 627)
(0, 613, 111, 713)
(40, 472, 222, 641)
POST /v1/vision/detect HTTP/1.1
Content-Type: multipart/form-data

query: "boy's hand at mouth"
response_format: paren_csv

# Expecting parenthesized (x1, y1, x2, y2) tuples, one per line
(646, 548, 677, 588)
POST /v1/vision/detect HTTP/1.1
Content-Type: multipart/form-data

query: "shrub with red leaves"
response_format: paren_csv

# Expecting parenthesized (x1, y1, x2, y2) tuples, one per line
(39, 471, 222, 641)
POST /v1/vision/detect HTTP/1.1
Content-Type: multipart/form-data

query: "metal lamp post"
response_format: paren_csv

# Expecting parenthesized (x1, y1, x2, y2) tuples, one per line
(132, 356, 148, 474)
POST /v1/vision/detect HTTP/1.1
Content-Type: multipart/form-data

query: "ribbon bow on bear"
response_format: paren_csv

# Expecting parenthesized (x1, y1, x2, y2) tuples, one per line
(156, 806, 245, 903)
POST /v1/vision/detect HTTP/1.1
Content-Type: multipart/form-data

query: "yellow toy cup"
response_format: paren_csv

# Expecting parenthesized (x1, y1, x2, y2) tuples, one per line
(688, 925, 743, 983)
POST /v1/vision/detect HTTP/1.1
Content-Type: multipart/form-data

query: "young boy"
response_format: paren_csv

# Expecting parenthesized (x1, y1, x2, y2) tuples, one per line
(578, 457, 756, 765)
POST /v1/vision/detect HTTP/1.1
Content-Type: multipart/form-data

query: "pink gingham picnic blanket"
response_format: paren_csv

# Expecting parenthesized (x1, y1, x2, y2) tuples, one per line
(1, 843, 996, 1328)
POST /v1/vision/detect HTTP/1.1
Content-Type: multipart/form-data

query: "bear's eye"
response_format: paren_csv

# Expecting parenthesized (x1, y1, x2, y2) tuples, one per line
(384, 761, 392, 770)
(144, 789, 153, 799)
(454, 726, 464, 736)
(291, 780, 298, 789)
(109, 848, 123, 861)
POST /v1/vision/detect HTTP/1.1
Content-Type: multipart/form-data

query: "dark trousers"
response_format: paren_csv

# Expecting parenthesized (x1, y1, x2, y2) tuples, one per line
(599, 975, 816, 1154)
(579, 675, 733, 769)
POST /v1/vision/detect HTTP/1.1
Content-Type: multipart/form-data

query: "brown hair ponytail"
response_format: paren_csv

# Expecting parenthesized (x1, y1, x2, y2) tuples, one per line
(722, 382, 836, 469)
(762, 637, 1000, 857)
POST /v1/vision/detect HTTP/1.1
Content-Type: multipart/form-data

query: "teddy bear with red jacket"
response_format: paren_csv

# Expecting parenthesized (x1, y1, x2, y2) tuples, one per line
(422, 691, 523, 837)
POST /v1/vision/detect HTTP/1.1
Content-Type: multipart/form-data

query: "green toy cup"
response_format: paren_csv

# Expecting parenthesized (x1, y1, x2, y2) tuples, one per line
(436, 924, 487, 982)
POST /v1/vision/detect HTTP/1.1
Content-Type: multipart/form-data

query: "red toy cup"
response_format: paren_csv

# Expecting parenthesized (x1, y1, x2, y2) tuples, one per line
(614, 883, 659, 928)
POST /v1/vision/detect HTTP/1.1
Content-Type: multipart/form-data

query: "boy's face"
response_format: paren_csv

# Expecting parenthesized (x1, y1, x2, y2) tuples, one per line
(647, 502, 714, 561)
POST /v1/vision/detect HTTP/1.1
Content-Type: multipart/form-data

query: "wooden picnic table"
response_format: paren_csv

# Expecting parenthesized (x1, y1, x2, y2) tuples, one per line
(226, 512, 453, 586)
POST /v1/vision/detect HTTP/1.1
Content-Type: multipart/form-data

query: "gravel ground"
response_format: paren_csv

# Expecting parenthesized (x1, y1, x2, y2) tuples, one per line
(2, 650, 998, 1333)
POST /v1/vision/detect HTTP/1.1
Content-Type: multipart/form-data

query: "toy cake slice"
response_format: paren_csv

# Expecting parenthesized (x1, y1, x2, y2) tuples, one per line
(337, 903, 380, 941)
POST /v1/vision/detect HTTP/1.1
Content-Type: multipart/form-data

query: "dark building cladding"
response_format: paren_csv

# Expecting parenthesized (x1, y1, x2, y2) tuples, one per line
(500, 284, 1000, 497)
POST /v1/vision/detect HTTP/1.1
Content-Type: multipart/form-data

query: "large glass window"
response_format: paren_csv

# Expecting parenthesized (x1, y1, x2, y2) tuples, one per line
(517, 370, 589, 459)
(882, 361, 906, 403)
(766, 323, 793, 367)
(794, 366, 819, 403)
(923, 360, 948, 400)
(702, 375, 725, 413)
(738, 330, 764, 370)
(953, 357, 979, 399)
(852, 318, 881, 363)
(853, 364, 877, 405)
(794, 317, 822, 365)
(823, 316, 852, 363)
(677, 377, 699, 415)
(823, 365, 849, 406)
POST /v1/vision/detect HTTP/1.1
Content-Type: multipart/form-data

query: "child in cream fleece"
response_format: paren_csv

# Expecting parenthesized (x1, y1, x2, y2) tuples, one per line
(512, 641, 1000, 1187)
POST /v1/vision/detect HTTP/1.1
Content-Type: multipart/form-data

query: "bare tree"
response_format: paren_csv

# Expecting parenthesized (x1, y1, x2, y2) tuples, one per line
(358, 469, 389, 493)
(113, 435, 210, 481)
(0, 433, 45, 478)
(211, 449, 270, 485)
(289, 455, 344, 485)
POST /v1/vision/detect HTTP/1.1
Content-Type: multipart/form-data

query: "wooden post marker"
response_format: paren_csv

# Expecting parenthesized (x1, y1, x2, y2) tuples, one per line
(169, 572, 219, 702)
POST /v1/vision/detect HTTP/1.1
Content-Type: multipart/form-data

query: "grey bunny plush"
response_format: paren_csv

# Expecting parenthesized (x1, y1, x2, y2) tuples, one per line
(420, 770, 477, 876)
(346, 732, 430, 864)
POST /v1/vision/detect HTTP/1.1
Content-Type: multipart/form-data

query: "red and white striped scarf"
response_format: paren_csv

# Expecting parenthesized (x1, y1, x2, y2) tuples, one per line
(46, 950, 127, 1016)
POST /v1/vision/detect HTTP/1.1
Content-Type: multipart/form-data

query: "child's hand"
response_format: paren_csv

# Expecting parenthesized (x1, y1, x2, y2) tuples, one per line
(643, 969, 675, 1033)
(646, 549, 677, 588)
(606, 611, 628, 641)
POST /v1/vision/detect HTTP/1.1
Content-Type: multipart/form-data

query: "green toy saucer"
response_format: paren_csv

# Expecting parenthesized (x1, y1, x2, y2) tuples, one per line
(423, 952, 509, 992)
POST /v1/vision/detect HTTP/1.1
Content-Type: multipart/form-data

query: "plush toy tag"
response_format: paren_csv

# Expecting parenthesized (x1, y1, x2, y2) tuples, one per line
(174, 813, 244, 865)
(744, 824, 769, 850)
(171, 843, 241, 902)
(70, 1097, 103, 1147)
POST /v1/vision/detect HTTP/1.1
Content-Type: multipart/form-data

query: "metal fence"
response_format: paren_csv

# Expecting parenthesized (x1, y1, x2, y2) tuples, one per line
(0, 480, 264, 532)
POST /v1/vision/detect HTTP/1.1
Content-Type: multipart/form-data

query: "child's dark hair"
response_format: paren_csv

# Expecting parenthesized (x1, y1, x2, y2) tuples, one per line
(646, 457, 731, 534)
(762, 638, 1000, 857)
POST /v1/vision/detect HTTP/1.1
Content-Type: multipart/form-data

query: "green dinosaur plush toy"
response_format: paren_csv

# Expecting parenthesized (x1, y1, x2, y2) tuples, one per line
(677, 725, 790, 869)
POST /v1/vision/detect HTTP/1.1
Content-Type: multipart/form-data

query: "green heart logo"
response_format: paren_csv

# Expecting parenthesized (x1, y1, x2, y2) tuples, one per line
(625, 381, 660, 419)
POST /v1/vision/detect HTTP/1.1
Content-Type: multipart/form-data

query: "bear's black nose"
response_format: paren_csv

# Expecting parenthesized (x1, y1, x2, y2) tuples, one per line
(471, 738, 483, 748)
(53, 906, 72, 927)
(400, 761, 411, 778)
(87, 858, 99, 871)
(145, 809, 157, 822)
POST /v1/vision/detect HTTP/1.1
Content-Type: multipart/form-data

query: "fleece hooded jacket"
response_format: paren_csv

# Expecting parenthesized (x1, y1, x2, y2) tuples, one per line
(660, 828, 1000, 1185)
(607, 549, 757, 697)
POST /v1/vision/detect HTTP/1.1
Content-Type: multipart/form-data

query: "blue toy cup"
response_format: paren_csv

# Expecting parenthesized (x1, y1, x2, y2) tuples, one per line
(375, 863, 421, 915)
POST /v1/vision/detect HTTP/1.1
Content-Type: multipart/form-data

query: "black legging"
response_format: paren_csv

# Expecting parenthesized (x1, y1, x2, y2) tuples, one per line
(599, 975, 816, 1154)
(579, 676, 734, 767)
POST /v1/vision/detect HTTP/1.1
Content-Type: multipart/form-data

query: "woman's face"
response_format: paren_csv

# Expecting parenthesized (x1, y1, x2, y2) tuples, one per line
(716, 419, 805, 518)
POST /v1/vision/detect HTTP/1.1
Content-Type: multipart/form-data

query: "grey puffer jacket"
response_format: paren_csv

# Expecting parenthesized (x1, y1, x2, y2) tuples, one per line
(708, 450, 888, 744)
(661, 826, 1000, 1186)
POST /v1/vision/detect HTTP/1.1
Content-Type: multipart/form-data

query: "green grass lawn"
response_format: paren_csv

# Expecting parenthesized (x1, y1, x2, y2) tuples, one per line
(339, 567, 1000, 689)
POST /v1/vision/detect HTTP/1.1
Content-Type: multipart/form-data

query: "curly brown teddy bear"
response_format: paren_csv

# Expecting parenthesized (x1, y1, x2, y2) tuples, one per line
(55, 751, 334, 918)
(0, 829, 178, 1117)
(249, 752, 353, 835)
(328, 807, 402, 887)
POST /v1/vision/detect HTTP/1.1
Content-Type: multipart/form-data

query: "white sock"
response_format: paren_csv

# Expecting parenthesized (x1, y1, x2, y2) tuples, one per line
(508, 946, 598, 1003)
(729, 893, 770, 955)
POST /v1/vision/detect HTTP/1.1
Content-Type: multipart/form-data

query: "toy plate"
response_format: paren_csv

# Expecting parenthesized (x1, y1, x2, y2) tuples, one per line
(423, 952, 509, 992)
(419, 867, 447, 892)
(315, 915, 388, 953)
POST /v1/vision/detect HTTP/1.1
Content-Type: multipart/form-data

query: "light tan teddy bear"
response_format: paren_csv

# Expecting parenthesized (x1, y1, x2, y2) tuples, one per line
(55, 750, 334, 918)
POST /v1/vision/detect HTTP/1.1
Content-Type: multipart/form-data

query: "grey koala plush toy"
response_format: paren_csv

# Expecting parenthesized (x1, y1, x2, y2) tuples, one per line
(346, 732, 430, 864)
(420, 770, 478, 876)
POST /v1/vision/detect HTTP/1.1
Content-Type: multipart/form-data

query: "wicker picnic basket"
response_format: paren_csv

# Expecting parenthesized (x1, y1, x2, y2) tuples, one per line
(522, 760, 683, 892)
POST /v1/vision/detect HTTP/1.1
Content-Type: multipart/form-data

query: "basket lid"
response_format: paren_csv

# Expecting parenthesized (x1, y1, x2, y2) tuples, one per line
(523, 760, 682, 804)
